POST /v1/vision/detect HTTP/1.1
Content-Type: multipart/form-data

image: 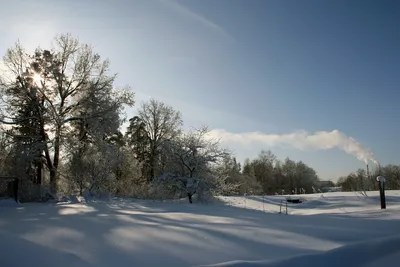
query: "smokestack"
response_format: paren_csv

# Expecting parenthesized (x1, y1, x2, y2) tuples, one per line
(377, 161, 381, 175)
(366, 164, 370, 179)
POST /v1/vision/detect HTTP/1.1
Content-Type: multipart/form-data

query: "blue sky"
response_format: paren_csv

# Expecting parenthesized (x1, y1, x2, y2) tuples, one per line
(0, 0, 399, 181)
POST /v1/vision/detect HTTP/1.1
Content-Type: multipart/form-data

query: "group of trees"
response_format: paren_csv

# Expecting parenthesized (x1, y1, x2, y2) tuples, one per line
(3, 33, 394, 203)
(337, 165, 400, 192)
(227, 150, 321, 195)
(0, 34, 133, 200)
(0, 34, 236, 202)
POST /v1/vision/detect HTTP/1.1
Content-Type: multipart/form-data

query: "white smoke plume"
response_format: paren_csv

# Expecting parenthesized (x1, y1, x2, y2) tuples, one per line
(207, 129, 378, 165)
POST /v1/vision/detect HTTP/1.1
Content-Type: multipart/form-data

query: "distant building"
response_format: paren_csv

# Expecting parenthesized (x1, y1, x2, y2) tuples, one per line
(317, 180, 335, 188)
(316, 180, 342, 193)
(321, 187, 343, 193)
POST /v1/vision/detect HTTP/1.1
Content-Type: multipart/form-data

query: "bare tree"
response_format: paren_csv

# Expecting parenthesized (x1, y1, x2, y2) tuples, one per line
(136, 99, 182, 182)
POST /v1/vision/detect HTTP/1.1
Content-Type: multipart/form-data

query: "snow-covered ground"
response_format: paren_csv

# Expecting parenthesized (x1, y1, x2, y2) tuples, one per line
(1, 191, 400, 267)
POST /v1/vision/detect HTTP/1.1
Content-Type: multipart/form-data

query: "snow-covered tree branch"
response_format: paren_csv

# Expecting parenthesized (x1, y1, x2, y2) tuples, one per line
(0, 34, 134, 194)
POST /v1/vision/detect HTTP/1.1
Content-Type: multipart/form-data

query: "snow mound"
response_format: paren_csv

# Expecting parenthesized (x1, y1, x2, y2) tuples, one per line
(0, 231, 92, 267)
(198, 235, 400, 267)
(68, 195, 86, 204)
(56, 194, 90, 204)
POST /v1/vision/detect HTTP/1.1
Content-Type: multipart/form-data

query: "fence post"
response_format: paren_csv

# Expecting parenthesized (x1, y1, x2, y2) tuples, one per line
(377, 176, 387, 209)
(279, 200, 288, 215)
(262, 194, 265, 212)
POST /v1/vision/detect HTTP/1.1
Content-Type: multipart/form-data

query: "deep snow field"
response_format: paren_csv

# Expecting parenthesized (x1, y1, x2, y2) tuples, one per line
(1, 191, 400, 267)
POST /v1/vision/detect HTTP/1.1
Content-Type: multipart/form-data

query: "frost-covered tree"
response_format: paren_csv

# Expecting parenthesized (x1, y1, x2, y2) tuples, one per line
(68, 141, 115, 196)
(240, 152, 320, 195)
(0, 34, 134, 193)
(66, 138, 141, 197)
(158, 126, 230, 203)
(165, 126, 228, 177)
(213, 155, 259, 195)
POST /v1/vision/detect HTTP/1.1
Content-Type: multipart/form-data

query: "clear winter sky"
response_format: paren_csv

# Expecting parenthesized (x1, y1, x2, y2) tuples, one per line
(0, 0, 399, 181)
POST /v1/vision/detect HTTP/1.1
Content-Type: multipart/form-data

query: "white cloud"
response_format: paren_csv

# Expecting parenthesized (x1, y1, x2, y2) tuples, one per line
(206, 129, 378, 165)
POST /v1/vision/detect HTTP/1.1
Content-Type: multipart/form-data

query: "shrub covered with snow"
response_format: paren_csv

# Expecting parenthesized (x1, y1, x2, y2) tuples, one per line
(150, 173, 217, 203)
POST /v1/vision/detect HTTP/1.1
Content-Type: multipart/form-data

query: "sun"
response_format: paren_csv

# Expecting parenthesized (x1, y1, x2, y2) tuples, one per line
(32, 72, 43, 87)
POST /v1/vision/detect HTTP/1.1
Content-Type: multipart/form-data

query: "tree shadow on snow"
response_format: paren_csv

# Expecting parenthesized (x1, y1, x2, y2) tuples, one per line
(0, 198, 399, 267)
(0, 230, 94, 267)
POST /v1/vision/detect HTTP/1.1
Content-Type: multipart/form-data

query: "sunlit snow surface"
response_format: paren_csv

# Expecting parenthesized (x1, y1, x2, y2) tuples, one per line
(1, 191, 400, 267)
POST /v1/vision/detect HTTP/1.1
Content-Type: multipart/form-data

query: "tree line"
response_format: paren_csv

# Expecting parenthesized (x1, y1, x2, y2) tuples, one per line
(0, 34, 397, 202)
(337, 165, 400, 192)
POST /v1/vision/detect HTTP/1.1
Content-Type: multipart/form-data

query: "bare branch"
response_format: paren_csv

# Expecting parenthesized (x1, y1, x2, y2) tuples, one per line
(0, 116, 40, 125)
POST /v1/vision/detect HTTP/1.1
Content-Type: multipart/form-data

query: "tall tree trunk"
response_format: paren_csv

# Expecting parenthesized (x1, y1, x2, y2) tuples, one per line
(79, 182, 83, 196)
(187, 193, 193, 204)
(148, 145, 156, 182)
(50, 126, 61, 194)
(36, 160, 42, 185)
(149, 162, 155, 183)
(49, 168, 57, 194)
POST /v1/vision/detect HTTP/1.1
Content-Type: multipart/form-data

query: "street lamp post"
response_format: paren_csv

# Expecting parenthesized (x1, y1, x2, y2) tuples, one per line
(376, 176, 386, 209)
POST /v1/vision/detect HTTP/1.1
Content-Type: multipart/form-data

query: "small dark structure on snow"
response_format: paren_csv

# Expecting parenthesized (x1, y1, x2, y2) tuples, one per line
(0, 176, 19, 202)
(286, 197, 302, 204)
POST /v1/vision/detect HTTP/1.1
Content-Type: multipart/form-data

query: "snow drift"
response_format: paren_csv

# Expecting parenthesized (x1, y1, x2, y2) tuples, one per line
(198, 235, 400, 267)
(0, 231, 92, 267)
